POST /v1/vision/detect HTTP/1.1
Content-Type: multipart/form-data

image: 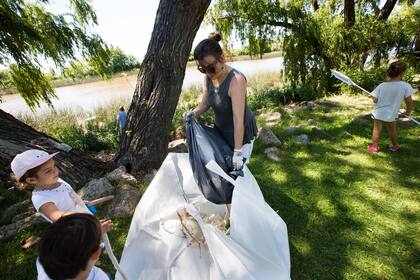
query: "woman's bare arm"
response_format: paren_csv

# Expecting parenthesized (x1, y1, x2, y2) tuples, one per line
(230, 74, 246, 150)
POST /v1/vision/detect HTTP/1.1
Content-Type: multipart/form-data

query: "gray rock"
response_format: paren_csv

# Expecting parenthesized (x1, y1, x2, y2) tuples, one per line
(170, 126, 186, 141)
(264, 147, 281, 161)
(95, 150, 115, 162)
(2, 199, 32, 221)
(144, 169, 158, 182)
(0, 213, 45, 241)
(106, 184, 140, 218)
(257, 127, 281, 145)
(260, 112, 282, 125)
(168, 139, 188, 153)
(30, 138, 72, 152)
(352, 118, 369, 124)
(11, 209, 36, 223)
(51, 140, 72, 152)
(311, 127, 330, 139)
(284, 126, 303, 134)
(78, 177, 114, 201)
(307, 119, 316, 125)
(106, 166, 138, 185)
(306, 101, 316, 110)
(294, 134, 310, 145)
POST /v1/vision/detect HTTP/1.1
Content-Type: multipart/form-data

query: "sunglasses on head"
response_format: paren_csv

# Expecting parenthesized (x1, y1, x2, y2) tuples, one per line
(197, 59, 219, 74)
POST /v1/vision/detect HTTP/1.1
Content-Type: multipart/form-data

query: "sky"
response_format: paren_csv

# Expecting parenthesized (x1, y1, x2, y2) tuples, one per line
(48, 0, 215, 61)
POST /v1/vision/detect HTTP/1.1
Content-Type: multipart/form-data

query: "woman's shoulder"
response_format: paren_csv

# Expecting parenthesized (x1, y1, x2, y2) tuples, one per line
(229, 68, 247, 85)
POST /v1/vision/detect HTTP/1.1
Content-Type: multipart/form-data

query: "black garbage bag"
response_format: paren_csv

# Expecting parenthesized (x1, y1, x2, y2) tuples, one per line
(185, 118, 241, 204)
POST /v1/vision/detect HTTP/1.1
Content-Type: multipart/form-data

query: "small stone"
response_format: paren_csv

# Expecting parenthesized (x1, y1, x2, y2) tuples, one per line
(46, 138, 72, 152)
(294, 134, 310, 145)
(106, 166, 137, 185)
(168, 139, 188, 153)
(307, 119, 316, 125)
(311, 127, 330, 139)
(306, 101, 316, 110)
(284, 126, 303, 134)
(105, 184, 140, 218)
(144, 169, 158, 182)
(170, 126, 186, 141)
(260, 112, 282, 124)
(352, 118, 369, 124)
(257, 127, 281, 145)
(95, 150, 115, 162)
(264, 147, 281, 161)
(78, 177, 114, 201)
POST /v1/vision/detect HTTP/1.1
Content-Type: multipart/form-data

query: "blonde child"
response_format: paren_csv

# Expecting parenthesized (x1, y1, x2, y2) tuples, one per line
(368, 61, 416, 153)
(10, 149, 112, 279)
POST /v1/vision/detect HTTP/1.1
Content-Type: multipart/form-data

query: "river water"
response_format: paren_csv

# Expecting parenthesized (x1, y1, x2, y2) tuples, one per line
(0, 57, 283, 116)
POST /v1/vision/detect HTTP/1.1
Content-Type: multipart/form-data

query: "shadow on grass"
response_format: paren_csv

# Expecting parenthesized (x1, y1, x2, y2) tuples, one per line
(249, 99, 420, 279)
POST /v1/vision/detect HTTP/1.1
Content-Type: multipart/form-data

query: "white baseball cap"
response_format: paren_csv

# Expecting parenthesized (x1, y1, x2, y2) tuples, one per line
(11, 149, 59, 180)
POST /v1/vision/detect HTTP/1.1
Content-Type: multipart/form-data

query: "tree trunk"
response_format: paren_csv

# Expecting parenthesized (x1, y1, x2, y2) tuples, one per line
(377, 0, 398, 21)
(115, 0, 211, 172)
(312, 0, 319, 11)
(344, 0, 355, 28)
(0, 109, 109, 190)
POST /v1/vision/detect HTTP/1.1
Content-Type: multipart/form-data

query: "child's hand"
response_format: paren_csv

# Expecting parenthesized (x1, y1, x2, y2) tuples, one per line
(372, 97, 378, 104)
(100, 219, 113, 233)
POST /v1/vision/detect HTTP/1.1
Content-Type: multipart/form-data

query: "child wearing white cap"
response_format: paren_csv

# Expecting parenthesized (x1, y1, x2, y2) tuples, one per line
(10, 149, 112, 279)
(10, 149, 107, 224)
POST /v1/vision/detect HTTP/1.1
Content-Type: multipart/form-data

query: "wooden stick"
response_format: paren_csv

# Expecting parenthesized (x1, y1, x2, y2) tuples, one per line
(88, 195, 114, 206)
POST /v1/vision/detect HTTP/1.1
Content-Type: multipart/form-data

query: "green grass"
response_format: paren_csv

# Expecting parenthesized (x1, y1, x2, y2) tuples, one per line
(1, 93, 419, 279)
(250, 93, 420, 279)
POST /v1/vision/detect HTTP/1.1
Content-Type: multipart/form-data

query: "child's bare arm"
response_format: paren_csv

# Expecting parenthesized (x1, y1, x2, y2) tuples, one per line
(405, 96, 413, 115)
(39, 202, 76, 222)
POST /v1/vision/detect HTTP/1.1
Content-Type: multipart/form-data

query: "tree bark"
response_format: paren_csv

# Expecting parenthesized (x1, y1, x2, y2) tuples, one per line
(377, 0, 398, 21)
(312, 0, 319, 11)
(115, 0, 211, 172)
(0, 109, 109, 190)
(344, 0, 355, 28)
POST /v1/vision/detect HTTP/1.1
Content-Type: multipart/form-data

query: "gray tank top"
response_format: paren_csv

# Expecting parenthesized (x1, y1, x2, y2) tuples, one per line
(207, 68, 258, 148)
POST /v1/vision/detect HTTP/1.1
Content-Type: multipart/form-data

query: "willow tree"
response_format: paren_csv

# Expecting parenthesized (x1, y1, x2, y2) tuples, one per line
(115, 0, 211, 172)
(208, 0, 419, 93)
(0, 0, 110, 188)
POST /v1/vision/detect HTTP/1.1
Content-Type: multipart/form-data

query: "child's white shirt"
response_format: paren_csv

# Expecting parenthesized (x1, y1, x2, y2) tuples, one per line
(31, 178, 91, 222)
(371, 81, 416, 122)
(33, 179, 96, 279)
(36, 258, 109, 280)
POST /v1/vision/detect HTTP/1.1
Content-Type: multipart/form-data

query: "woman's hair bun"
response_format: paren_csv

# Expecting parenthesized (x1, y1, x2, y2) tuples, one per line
(208, 32, 222, 42)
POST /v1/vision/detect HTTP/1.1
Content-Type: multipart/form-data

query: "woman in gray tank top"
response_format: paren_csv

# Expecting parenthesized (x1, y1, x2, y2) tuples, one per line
(184, 32, 257, 171)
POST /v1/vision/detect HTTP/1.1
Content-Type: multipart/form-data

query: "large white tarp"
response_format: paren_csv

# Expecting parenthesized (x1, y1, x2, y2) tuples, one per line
(116, 153, 290, 280)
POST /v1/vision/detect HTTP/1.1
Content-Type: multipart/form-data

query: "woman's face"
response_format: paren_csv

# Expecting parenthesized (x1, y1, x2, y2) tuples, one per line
(197, 54, 225, 78)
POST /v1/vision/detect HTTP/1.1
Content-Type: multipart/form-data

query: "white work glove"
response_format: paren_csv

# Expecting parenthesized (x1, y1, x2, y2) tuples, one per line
(183, 111, 196, 122)
(232, 149, 245, 171)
